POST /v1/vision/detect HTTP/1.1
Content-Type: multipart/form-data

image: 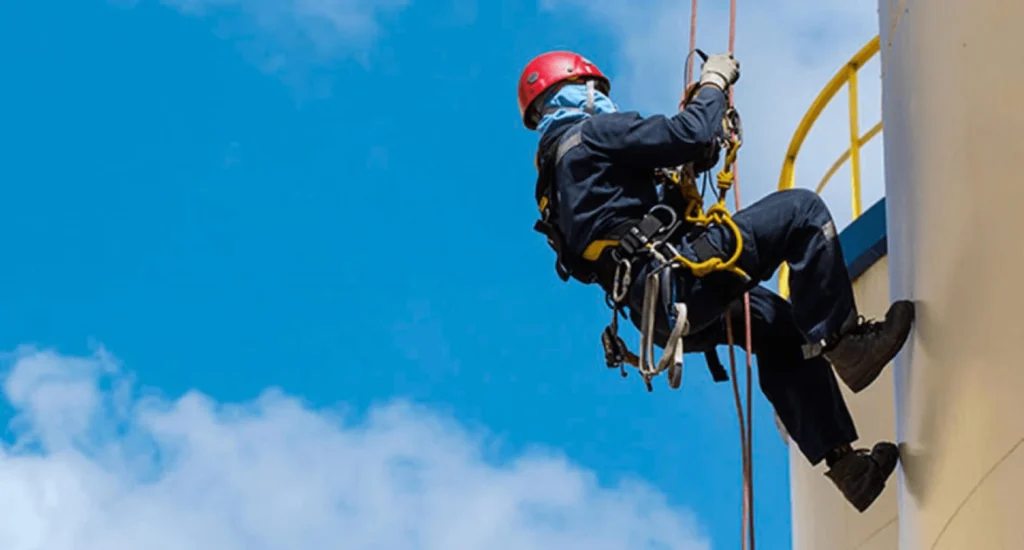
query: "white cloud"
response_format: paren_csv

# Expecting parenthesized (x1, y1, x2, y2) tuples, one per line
(163, 0, 409, 49)
(0, 346, 709, 550)
(140, 0, 410, 84)
(541, 0, 886, 230)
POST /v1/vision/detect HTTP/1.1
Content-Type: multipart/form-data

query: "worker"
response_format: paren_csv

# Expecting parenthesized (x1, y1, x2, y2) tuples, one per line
(518, 50, 916, 512)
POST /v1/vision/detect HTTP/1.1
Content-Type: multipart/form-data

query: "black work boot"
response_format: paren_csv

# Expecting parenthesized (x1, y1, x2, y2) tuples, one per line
(822, 300, 915, 393)
(825, 442, 900, 512)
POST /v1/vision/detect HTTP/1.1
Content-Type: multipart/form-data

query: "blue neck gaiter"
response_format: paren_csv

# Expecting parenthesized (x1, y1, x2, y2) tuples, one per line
(535, 83, 618, 135)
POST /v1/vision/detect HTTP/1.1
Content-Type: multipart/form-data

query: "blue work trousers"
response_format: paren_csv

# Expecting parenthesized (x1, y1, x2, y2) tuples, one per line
(687, 288, 858, 464)
(628, 188, 860, 463)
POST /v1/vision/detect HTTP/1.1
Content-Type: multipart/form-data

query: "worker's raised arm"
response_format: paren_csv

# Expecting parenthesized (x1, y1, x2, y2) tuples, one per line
(588, 53, 740, 169)
(592, 85, 727, 168)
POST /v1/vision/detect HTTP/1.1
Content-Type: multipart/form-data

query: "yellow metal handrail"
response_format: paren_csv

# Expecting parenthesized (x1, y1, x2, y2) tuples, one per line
(777, 35, 882, 299)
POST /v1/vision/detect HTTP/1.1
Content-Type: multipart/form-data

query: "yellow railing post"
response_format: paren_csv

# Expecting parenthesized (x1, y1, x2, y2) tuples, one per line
(776, 35, 882, 299)
(847, 67, 863, 219)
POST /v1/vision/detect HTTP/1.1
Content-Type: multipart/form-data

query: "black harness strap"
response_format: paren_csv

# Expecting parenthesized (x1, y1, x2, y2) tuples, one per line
(533, 121, 599, 285)
(704, 349, 730, 382)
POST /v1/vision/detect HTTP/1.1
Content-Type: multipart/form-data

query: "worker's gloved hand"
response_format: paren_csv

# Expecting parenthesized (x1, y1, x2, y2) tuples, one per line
(699, 53, 740, 91)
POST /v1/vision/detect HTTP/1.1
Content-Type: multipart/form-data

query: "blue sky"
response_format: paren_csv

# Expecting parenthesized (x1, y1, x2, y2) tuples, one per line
(0, 1, 885, 548)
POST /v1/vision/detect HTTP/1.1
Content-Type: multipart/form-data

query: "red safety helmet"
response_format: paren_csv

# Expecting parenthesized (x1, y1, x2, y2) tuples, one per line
(517, 51, 611, 130)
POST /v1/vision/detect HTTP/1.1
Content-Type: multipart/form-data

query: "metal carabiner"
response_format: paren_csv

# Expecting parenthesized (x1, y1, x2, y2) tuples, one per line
(724, 107, 743, 146)
(647, 203, 681, 241)
(611, 257, 633, 304)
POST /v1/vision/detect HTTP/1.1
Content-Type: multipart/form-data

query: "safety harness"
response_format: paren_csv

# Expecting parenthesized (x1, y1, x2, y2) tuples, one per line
(533, 97, 748, 392)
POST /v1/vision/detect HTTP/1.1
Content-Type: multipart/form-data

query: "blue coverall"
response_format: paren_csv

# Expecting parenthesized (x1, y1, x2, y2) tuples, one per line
(536, 84, 858, 465)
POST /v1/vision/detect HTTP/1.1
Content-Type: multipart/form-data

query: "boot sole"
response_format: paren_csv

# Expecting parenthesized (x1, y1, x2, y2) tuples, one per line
(849, 443, 901, 512)
(828, 442, 901, 513)
(840, 302, 916, 393)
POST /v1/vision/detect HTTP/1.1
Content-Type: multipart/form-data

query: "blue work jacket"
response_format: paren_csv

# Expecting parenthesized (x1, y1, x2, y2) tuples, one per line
(534, 85, 728, 272)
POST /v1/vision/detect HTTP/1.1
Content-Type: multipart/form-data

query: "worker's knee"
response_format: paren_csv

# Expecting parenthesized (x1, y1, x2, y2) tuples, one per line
(782, 188, 835, 232)
(785, 187, 827, 213)
(743, 187, 832, 233)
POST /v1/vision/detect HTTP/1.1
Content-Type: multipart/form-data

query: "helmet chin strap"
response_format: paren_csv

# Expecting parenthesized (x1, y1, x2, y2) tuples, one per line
(585, 79, 595, 114)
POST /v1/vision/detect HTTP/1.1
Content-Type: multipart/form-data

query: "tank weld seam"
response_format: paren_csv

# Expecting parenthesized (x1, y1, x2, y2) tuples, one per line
(930, 434, 1024, 549)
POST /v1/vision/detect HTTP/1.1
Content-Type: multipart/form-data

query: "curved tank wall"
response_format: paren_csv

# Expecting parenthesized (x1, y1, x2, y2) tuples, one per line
(788, 199, 899, 550)
(879, 0, 1024, 548)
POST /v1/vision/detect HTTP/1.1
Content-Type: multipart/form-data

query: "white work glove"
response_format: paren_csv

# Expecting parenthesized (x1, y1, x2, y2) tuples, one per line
(699, 52, 740, 91)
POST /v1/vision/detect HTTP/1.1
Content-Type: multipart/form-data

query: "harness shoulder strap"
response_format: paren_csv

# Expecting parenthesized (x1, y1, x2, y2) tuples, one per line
(533, 121, 596, 284)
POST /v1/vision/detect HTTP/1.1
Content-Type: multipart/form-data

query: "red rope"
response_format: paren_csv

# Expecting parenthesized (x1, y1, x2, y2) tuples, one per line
(725, 1, 756, 548)
(684, 1, 756, 548)
(684, 0, 699, 89)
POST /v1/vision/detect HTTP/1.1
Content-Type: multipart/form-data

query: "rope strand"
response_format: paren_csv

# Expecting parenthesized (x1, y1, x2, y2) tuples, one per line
(724, 311, 750, 550)
(684, 0, 756, 548)
(726, 1, 756, 547)
(684, 0, 699, 89)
